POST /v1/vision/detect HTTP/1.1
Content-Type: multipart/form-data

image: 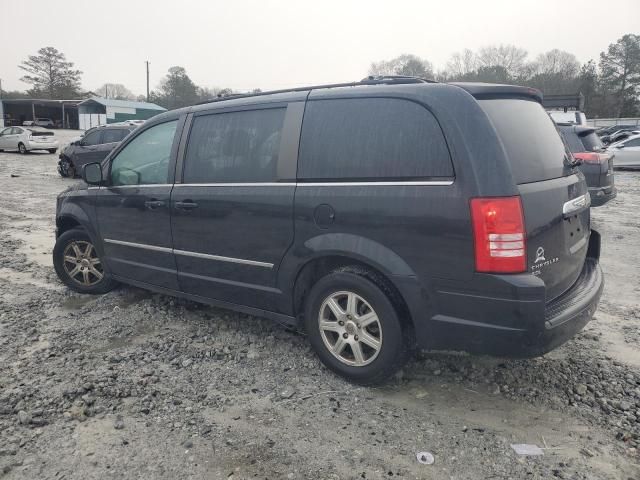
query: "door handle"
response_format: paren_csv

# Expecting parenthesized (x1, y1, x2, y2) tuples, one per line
(144, 199, 165, 209)
(174, 200, 199, 211)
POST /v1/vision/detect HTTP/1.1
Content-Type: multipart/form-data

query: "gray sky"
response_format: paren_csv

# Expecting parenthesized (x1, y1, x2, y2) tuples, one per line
(1, 0, 639, 96)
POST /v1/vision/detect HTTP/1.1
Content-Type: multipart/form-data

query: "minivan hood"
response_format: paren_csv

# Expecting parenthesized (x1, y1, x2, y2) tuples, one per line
(58, 182, 88, 198)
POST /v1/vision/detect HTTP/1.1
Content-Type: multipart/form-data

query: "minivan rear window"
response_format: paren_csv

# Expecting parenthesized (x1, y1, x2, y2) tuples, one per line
(298, 98, 453, 181)
(479, 99, 570, 184)
(560, 129, 585, 153)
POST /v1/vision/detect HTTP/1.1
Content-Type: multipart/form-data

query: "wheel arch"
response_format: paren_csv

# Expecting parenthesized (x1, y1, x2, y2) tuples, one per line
(56, 215, 82, 236)
(56, 209, 99, 246)
(287, 234, 420, 330)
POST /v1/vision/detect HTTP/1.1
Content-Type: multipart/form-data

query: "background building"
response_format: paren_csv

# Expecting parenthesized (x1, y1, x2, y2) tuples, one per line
(0, 97, 166, 129)
(77, 97, 166, 129)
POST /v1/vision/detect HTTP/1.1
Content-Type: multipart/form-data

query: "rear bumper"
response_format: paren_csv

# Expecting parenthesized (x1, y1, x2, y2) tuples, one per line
(408, 232, 603, 357)
(537, 258, 603, 354)
(589, 185, 616, 207)
(27, 139, 59, 150)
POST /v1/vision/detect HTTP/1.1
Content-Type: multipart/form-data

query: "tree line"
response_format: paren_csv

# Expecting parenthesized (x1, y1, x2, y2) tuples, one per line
(2, 48, 239, 108)
(370, 34, 640, 118)
(4, 33, 639, 118)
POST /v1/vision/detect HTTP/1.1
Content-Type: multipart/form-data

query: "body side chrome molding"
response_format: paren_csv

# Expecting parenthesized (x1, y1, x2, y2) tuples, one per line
(296, 180, 454, 187)
(103, 238, 273, 268)
(89, 184, 173, 190)
(173, 249, 274, 268)
(92, 180, 454, 189)
(175, 183, 296, 187)
(104, 238, 173, 253)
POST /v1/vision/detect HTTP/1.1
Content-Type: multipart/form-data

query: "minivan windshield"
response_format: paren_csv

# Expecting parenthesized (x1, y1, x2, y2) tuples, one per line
(480, 99, 571, 184)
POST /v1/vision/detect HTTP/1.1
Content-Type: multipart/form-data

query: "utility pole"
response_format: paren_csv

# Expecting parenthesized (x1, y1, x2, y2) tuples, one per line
(145, 61, 150, 102)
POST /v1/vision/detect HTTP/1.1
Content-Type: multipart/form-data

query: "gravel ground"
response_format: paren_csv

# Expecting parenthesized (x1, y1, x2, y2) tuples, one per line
(0, 129, 639, 479)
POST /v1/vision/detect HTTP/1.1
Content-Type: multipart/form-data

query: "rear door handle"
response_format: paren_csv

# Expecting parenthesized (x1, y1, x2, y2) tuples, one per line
(144, 199, 165, 209)
(174, 200, 199, 211)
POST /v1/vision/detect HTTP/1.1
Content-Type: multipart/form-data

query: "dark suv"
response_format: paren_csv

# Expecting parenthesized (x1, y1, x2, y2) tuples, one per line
(557, 124, 617, 206)
(58, 124, 136, 178)
(52, 78, 604, 384)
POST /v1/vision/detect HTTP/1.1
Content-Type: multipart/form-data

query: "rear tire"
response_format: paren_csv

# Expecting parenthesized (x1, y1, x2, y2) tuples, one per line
(18, 143, 27, 154)
(303, 268, 413, 385)
(53, 228, 117, 294)
(48, 149, 57, 154)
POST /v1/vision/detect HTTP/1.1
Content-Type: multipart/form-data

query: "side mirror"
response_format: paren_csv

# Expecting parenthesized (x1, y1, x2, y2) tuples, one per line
(82, 162, 103, 185)
(617, 144, 625, 149)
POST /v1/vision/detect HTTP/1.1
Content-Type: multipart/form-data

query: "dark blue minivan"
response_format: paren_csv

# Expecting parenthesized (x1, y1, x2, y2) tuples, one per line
(53, 77, 603, 384)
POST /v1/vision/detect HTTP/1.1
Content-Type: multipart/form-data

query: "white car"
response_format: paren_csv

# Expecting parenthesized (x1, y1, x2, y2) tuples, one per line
(608, 134, 640, 169)
(0, 126, 59, 154)
(35, 118, 55, 127)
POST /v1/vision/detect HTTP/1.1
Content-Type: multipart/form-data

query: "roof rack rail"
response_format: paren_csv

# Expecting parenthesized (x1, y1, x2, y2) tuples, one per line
(359, 75, 436, 84)
(195, 75, 437, 105)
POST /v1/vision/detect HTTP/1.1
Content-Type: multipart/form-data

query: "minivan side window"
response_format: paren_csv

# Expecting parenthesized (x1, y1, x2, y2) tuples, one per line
(183, 108, 286, 183)
(82, 130, 102, 146)
(110, 120, 178, 186)
(298, 98, 453, 181)
(102, 129, 128, 144)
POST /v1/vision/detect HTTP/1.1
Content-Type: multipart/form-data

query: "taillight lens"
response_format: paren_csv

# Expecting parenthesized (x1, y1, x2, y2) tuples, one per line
(573, 152, 609, 164)
(470, 196, 526, 273)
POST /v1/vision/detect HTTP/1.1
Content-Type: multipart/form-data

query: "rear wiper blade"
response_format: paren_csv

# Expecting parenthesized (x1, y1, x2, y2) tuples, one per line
(564, 155, 582, 167)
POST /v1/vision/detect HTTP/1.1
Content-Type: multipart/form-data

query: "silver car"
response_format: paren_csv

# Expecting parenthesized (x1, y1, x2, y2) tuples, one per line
(608, 134, 640, 169)
(0, 126, 59, 154)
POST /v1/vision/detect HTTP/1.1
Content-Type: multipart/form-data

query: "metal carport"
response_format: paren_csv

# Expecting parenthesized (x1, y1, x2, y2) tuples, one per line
(0, 99, 82, 128)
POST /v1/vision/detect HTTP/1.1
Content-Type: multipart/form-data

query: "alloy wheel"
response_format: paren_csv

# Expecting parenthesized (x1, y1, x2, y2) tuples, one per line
(62, 240, 104, 286)
(318, 290, 383, 366)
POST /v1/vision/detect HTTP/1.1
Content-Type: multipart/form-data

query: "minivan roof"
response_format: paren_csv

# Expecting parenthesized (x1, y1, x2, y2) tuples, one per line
(147, 79, 544, 132)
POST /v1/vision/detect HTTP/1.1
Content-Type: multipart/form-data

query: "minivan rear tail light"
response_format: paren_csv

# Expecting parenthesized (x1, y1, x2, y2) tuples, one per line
(470, 196, 526, 273)
(573, 152, 609, 164)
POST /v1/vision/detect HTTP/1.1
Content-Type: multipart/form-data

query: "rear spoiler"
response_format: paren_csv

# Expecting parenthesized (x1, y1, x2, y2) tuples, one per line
(450, 82, 543, 103)
(556, 123, 596, 136)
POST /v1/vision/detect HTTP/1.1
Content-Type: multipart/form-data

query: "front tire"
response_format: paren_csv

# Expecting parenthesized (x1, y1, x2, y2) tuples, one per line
(53, 228, 117, 294)
(304, 268, 412, 385)
(18, 143, 27, 154)
(48, 149, 57, 154)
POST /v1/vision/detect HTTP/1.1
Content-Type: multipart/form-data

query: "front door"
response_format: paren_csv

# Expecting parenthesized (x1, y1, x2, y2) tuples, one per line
(95, 119, 181, 289)
(170, 105, 299, 310)
(1, 128, 22, 150)
(0, 128, 12, 149)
